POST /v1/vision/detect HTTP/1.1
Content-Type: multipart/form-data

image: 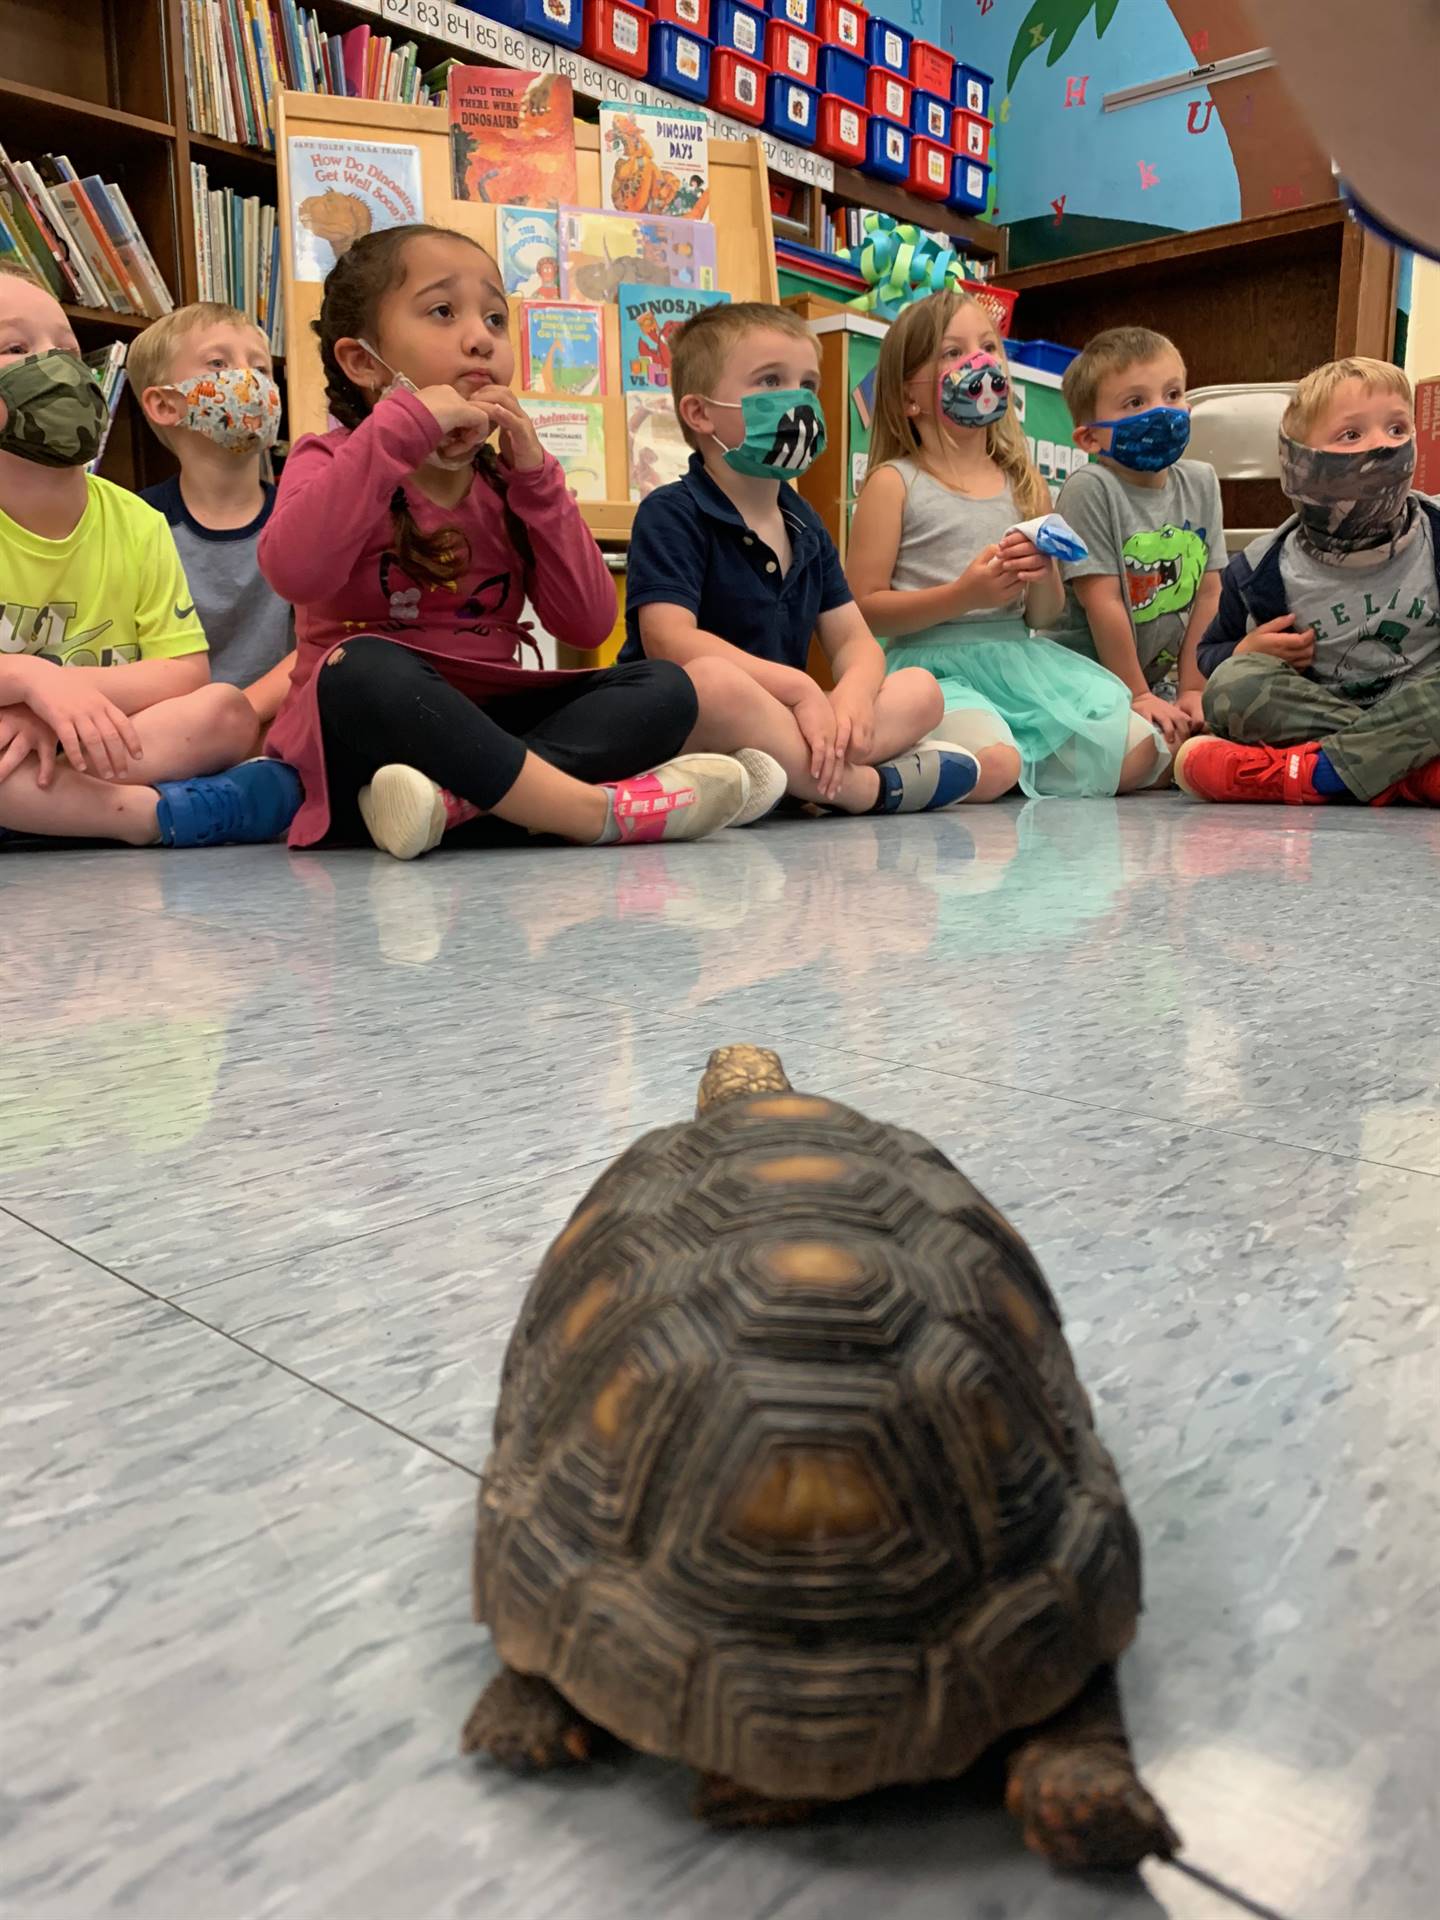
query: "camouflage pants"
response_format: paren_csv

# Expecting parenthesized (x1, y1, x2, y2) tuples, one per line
(1203, 654, 1440, 801)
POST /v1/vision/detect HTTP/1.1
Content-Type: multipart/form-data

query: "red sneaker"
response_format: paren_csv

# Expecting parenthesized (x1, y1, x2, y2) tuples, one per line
(1174, 736, 1328, 805)
(1396, 757, 1440, 806)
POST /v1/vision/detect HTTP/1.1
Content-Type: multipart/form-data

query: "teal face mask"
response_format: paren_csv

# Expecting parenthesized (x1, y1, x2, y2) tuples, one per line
(708, 388, 827, 479)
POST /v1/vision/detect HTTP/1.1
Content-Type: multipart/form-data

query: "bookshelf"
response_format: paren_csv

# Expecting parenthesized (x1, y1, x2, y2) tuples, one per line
(1, 0, 1004, 491)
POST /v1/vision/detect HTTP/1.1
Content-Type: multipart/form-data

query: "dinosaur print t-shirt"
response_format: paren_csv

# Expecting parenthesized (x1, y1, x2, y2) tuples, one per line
(1048, 458, 1226, 683)
(1, 474, 206, 668)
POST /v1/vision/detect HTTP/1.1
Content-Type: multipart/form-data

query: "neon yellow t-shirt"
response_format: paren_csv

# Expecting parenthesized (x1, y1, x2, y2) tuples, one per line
(0, 474, 207, 667)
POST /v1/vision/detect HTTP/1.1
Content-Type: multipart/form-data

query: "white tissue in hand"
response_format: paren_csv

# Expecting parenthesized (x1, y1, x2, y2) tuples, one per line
(1006, 512, 1088, 562)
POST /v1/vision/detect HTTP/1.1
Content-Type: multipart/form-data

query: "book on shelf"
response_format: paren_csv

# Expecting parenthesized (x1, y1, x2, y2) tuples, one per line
(84, 342, 129, 474)
(617, 284, 728, 392)
(449, 70, 577, 209)
(182, 1, 436, 153)
(517, 397, 607, 501)
(521, 302, 604, 398)
(191, 163, 284, 356)
(0, 153, 176, 319)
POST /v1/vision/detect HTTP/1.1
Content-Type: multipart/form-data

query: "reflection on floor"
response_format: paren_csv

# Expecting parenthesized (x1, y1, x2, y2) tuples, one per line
(4, 796, 1438, 1920)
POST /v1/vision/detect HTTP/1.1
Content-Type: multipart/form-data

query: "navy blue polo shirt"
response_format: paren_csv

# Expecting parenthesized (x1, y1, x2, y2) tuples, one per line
(620, 452, 853, 668)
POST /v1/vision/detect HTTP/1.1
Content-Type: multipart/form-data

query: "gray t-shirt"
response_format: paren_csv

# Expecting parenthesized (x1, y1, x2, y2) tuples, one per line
(139, 477, 292, 687)
(1245, 502, 1440, 701)
(1045, 458, 1226, 683)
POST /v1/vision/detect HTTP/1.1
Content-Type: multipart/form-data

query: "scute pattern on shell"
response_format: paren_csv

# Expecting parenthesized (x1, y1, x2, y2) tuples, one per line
(475, 1092, 1141, 1801)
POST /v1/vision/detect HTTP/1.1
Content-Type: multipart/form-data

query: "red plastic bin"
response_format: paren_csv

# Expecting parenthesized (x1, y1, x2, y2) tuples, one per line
(651, 0, 711, 33)
(583, 0, 651, 77)
(815, 93, 868, 166)
(765, 19, 819, 86)
(952, 107, 992, 162)
(866, 67, 912, 123)
(909, 37, 954, 97)
(712, 45, 767, 123)
(908, 134, 954, 201)
(816, 0, 866, 53)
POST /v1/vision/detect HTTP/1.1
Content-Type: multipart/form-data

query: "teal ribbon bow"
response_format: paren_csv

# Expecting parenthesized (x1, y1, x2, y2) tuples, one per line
(843, 213, 967, 319)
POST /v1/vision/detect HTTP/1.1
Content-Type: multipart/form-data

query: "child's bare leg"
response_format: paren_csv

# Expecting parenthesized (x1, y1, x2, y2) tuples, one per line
(139, 682, 261, 776)
(866, 667, 946, 763)
(488, 750, 610, 841)
(682, 657, 881, 811)
(1115, 717, 1169, 794)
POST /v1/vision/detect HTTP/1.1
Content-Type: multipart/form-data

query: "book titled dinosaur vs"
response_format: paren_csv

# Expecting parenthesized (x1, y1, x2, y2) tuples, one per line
(617, 285, 728, 392)
(599, 106, 710, 219)
(448, 70, 576, 208)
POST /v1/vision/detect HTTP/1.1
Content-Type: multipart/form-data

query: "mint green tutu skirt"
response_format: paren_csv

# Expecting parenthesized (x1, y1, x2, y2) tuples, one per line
(885, 620, 1135, 799)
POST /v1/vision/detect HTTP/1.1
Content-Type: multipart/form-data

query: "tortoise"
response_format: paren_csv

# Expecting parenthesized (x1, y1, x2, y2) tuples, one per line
(463, 1046, 1178, 1871)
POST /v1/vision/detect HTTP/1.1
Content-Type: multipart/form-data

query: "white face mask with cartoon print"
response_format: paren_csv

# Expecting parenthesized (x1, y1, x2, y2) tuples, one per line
(165, 365, 281, 453)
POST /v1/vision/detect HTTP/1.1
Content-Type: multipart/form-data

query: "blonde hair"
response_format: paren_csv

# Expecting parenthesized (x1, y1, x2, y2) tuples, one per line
(1061, 326, 1180, 429)
(866, 290, 1046, 520)
(1282, 356, 1414, 441)
(670, 301, 816, 449)
(129, 302, 267, 449)
(0, 258, 43, 286)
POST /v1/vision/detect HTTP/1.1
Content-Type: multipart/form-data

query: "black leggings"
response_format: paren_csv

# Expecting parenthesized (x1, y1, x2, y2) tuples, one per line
(315, 635, 698, 844)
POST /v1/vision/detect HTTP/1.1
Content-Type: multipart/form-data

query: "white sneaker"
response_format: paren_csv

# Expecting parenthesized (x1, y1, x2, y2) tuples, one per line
(602, 754, 750, 843)
(728, 749, 788, 826)
(359, 764, 480, 860)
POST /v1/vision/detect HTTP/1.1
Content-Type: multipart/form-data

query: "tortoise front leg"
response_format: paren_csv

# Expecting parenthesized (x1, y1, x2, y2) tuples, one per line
(1004, 1666, 1180, 1871)
(461, 1667, 604, 1774)
(692, 1774, 822, 1828)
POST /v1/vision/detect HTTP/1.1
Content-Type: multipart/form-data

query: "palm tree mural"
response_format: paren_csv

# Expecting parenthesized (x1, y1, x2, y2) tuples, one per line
(1007, 0, 1333, 221)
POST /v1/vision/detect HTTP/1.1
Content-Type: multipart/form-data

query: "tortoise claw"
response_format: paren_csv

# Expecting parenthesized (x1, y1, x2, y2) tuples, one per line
(461, 1669, 598, 1774)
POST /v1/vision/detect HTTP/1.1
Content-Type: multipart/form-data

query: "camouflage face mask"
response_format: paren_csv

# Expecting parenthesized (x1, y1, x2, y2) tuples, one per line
(0, 351, 110, 469)
(1279, 430, 1416, 555)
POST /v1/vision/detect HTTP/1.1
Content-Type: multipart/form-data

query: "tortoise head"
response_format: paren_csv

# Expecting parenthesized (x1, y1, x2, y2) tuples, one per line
(696, 1045, 792, 1117)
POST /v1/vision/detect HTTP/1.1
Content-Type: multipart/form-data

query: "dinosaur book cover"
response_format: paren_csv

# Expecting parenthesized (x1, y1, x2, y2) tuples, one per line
(521, 302, 605, 398)
(448, 70, 577, 208)
(599, 106, 710, 219)
(288, 138, 423, 283)
(518, 397, 607, 501)
(626, 389, 689, 501)
(617, 285, 729, 392)
(497, 207, 561, 299)
(558, 209, 717, 305)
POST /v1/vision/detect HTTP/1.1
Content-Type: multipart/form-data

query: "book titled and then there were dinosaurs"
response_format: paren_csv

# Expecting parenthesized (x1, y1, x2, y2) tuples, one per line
(448, 70, 577, 208)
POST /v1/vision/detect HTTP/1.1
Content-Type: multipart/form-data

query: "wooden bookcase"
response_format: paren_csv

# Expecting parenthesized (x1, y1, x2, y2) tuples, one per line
(1, 0, 1003, 493)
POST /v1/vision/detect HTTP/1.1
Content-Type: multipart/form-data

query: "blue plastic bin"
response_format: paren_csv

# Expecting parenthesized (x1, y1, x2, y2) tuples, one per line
(767, 0, 817, 31)
(764, 73, 819, 144)
(953, 62, 993, 117)
(1003, 338, 1080, 376)
(910, 87, 951, 142)
(863, 116, 910, 183)
(866, 15, 911, 77)
(816, 45, 865, 107)
(649, 21, 712, 101)
(948, 155, 991, 213)
(713, 0, 766, 58)
(470, 0, 584, 50)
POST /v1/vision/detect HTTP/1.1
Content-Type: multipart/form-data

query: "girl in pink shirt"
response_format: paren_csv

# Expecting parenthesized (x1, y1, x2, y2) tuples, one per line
(261, 225, 753, 856)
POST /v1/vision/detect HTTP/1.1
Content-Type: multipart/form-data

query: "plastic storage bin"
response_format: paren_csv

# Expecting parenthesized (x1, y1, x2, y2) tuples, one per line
(953, 62, 993, 116)
(712, 46, 767, 123)
(952, 107, 992, 162)
(948, 155, 991, 213)
(474, 0, 585, 50)
(867, 67, 912, 124)
(908, 134, 953, 201)
(909, 37, 954, 97)
(863, 115, 910, 182)
(817, 44, 866, 106)
(652, 0, 710, 34)
(1004, 338, 1081, 376)
(764, 72, 819, 143)
(583, 0, 651, 78)
(767, 0, 816, 29)
(649, 21, 712, 99)
(816, 94, 867, 166)
(911, 87, 951, 142)
(765, 19, 819, 86)
(816, 0, 866, 53)
(713, 0, 765, 56)
(866, 14, 911, 76)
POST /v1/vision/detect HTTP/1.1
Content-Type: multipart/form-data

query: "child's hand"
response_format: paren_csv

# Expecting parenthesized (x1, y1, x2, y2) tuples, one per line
(468, 385, 545, 472)
(1177, 690, 1207, 730)
(22, 665, 143, 779)
(829, 676, 877, 765)
(413, 383, 496, 464)
(995, 529, 1050, 583)
(951, 545, 1023, 616)
(1132, 690, 1194, 749)
(789, 679, 842, 800)
(1236, 614, 1316, 667)
(0, 704, 59, 787)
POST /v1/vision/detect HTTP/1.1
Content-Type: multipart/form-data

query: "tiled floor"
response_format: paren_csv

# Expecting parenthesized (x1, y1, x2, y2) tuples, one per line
(4, 796, 1437, 1920)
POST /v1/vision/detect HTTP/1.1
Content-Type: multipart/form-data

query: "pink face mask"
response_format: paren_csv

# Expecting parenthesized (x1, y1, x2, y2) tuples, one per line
(938, 351, 1010, 432)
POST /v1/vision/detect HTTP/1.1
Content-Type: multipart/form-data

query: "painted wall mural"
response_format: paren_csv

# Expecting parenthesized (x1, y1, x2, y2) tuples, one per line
(934, 0, 1335, 267)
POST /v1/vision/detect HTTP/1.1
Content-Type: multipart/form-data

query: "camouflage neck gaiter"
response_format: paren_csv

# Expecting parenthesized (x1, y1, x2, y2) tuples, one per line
(0, 351, 109, 469)
(1279, 431, 1416, 557)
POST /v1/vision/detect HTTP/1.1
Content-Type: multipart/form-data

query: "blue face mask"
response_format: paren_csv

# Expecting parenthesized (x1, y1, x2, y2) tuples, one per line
(1088, 405, 1191, 473)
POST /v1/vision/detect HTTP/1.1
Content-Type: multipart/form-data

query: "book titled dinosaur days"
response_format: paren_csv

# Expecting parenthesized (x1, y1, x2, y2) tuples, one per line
(617, 284, 728, 392)
(448, 70, 576, 208)
(600, 105, 710, 219)
(558, 208, 717, 305)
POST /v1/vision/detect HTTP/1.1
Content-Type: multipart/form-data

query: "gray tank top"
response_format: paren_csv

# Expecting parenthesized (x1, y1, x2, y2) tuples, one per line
(886, 457, 1019, 629)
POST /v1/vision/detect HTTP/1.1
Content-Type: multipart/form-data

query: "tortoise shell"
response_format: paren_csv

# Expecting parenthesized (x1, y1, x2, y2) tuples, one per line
(474, 1069, 1140, 1802)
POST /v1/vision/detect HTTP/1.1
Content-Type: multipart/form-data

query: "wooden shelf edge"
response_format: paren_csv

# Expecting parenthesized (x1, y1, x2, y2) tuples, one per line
(186, 131, 280, 169)
(61, 303, 155, 334)
(1001, 200, 1344, 291)
(0, 77, 176, 141)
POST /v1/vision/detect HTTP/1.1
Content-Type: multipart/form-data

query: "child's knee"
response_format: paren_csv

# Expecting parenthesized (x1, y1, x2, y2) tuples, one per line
(887, 667, 945, 732)
(201, 682, 261, 760)
(973, 743, 1021, 801)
